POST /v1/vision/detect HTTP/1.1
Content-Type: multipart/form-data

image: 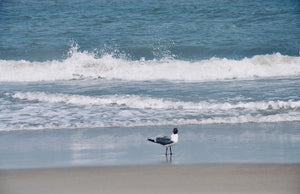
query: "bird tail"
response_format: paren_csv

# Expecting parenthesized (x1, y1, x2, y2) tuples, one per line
(147, 138, 155, 143)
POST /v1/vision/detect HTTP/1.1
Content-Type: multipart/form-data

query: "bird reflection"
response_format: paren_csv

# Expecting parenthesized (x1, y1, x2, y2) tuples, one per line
(165, 154, 172, 163)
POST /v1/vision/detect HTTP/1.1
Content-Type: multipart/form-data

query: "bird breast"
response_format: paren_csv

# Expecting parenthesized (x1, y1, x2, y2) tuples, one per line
(171, 134, 178, 144)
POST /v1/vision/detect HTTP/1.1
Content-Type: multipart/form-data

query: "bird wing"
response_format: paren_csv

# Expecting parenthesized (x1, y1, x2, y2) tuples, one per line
(156, 136, 173, 145)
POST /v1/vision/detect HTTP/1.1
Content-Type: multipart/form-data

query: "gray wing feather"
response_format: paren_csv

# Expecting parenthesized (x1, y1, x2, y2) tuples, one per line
(156, 136, 173, 145)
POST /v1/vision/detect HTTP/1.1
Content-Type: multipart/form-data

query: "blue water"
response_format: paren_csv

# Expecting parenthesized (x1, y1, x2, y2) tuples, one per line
(1, 0, 299, 61)
(0, 0, 300, 169)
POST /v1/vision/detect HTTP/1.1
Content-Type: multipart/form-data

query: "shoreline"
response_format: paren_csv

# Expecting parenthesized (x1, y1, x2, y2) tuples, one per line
(1, 164, 299, 194)
(1, 122, 300, 169)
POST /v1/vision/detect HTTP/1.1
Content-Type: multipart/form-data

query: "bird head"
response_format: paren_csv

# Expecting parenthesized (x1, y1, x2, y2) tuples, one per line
(173, 128, 178, 134)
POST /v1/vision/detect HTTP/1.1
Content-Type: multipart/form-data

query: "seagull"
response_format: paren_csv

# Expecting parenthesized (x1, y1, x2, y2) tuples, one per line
(148, 128, 179, 155)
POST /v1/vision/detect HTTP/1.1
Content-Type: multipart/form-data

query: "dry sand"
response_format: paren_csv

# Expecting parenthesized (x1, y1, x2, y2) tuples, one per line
(1, 165, 299, 194)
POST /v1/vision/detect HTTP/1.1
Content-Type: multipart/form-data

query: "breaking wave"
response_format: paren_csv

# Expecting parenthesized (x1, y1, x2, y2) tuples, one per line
(0, 45, 299, 82)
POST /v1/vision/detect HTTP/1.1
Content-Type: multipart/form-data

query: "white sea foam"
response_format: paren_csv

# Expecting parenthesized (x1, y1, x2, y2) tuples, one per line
(0, 47, 299, 82)
(11, 92, 300, 111)
(2, 91, 299, 131)
(1, 113, 299, 132)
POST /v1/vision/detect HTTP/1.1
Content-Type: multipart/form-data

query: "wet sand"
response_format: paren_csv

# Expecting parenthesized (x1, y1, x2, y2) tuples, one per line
(1, 164, 299, 194)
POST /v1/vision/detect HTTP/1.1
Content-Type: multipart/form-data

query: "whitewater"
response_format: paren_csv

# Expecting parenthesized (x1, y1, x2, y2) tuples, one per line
(0, 45, 299, 131)
(1, 46, 300, 82)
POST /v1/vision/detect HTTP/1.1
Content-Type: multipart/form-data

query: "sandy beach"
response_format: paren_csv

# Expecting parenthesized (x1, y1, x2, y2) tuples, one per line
(1, 164, 299, 194)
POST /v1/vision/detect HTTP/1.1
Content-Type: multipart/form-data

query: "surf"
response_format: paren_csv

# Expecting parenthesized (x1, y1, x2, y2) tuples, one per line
(10, 91, 300, 111)
(0, 91, 297, 131)
(0, 45, 299, 82)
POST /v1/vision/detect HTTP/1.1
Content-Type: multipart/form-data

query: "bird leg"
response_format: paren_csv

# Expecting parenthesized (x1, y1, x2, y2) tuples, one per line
(170, 147, 172, 155)
(165, 147, 168, 155)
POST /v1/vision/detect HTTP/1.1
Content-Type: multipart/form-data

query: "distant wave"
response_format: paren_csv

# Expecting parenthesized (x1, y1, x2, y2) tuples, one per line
(0, 46, 300, 82)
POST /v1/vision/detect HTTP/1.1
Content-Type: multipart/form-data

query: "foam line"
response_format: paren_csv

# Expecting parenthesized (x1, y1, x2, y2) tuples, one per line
(12, 92, 300, 111)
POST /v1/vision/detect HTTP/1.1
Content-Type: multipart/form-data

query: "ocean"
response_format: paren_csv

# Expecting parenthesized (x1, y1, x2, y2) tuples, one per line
(0, 0, 299, 169)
